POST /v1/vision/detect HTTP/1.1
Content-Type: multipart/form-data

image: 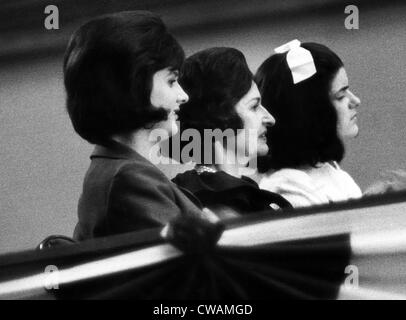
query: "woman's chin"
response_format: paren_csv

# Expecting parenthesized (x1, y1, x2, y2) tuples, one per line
(348, 126, 359, 139)
(353, 125, 360, 138)
(256, 143, 269, 157)
(339, 125, 359, 141)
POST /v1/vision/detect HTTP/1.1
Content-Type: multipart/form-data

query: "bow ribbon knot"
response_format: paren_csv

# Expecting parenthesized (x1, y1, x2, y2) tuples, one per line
(274, 39, 316, 84)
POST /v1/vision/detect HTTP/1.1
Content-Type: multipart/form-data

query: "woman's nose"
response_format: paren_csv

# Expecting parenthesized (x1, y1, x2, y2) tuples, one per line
(178, 86, 189, 104)
(349, 91, 361, 109)
(260, 105, 276, 126)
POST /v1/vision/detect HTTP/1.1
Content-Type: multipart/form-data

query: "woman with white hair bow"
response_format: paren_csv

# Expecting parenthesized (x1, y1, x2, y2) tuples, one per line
(255, 40, 362, 208)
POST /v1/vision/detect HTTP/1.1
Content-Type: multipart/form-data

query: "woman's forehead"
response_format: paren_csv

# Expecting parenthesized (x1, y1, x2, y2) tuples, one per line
(330, 68, 348, 92)
(240, 81, 260, 104)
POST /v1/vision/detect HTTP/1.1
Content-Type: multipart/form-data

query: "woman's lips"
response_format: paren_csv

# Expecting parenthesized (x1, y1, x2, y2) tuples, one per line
(258, 132, 267, 141)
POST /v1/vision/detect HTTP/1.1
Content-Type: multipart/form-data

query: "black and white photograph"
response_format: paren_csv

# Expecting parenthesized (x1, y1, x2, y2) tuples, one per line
(0, 0, 406, 302)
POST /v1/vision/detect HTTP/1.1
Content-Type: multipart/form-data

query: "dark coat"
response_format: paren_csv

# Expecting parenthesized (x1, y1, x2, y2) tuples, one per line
(74, 141, 202, 240)
(172, 169, 292, 219)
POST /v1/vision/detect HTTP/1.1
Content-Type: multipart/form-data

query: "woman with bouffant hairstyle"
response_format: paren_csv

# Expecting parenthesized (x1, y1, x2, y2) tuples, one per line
(172, 47, 291, 219)
(64, 11, 184, 145)
(64, 11, 220, 241)
(256, 40, 362, 208)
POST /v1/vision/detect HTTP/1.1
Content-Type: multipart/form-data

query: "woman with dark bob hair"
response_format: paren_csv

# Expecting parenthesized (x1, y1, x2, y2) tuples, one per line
(172, 47, 291, 219)
(255, 40, 362, 208)
(64, 11, 220, 241)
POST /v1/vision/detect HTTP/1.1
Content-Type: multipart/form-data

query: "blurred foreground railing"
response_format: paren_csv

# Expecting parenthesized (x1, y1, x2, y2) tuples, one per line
(1, 190, 406, 299)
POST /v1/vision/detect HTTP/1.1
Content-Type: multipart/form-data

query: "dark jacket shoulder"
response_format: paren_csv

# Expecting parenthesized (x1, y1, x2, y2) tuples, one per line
(74, 141, 202, 240)
(172, 169, 291, 218)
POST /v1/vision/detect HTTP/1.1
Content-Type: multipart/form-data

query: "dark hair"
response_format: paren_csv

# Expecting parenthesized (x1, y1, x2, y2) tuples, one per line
(63, 11, 185, 145)
(255, 42, 345, 172)
(175, 47, 253, 163)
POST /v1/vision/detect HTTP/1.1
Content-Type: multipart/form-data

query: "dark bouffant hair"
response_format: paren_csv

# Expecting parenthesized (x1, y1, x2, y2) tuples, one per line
(64, 11, 185, 145)
(255, 42, 345, 172)
(175, 47, 253, 163)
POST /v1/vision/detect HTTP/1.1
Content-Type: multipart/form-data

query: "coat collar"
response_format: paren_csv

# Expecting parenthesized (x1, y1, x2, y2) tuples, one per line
(90, 140, 148, 163)
(172, 169, 292, 210)
(172, 169, 259, 194)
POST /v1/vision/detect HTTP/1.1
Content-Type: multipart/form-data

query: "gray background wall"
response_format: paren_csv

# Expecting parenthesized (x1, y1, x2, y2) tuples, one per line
(0, 1, 405, 254)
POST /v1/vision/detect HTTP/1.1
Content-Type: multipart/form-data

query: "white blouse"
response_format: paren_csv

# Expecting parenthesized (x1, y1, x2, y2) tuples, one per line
(259, 162, 362, 208)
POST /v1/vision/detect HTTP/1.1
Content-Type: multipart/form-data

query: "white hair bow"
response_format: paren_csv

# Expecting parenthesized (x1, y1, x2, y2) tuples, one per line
(274, 39, 316, 84)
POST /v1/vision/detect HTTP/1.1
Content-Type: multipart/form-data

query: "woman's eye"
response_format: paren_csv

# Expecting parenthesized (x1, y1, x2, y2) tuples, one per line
(336, 88, 350, 100)
(251, 104, 260, 111)
(168, 79, 177, 86)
